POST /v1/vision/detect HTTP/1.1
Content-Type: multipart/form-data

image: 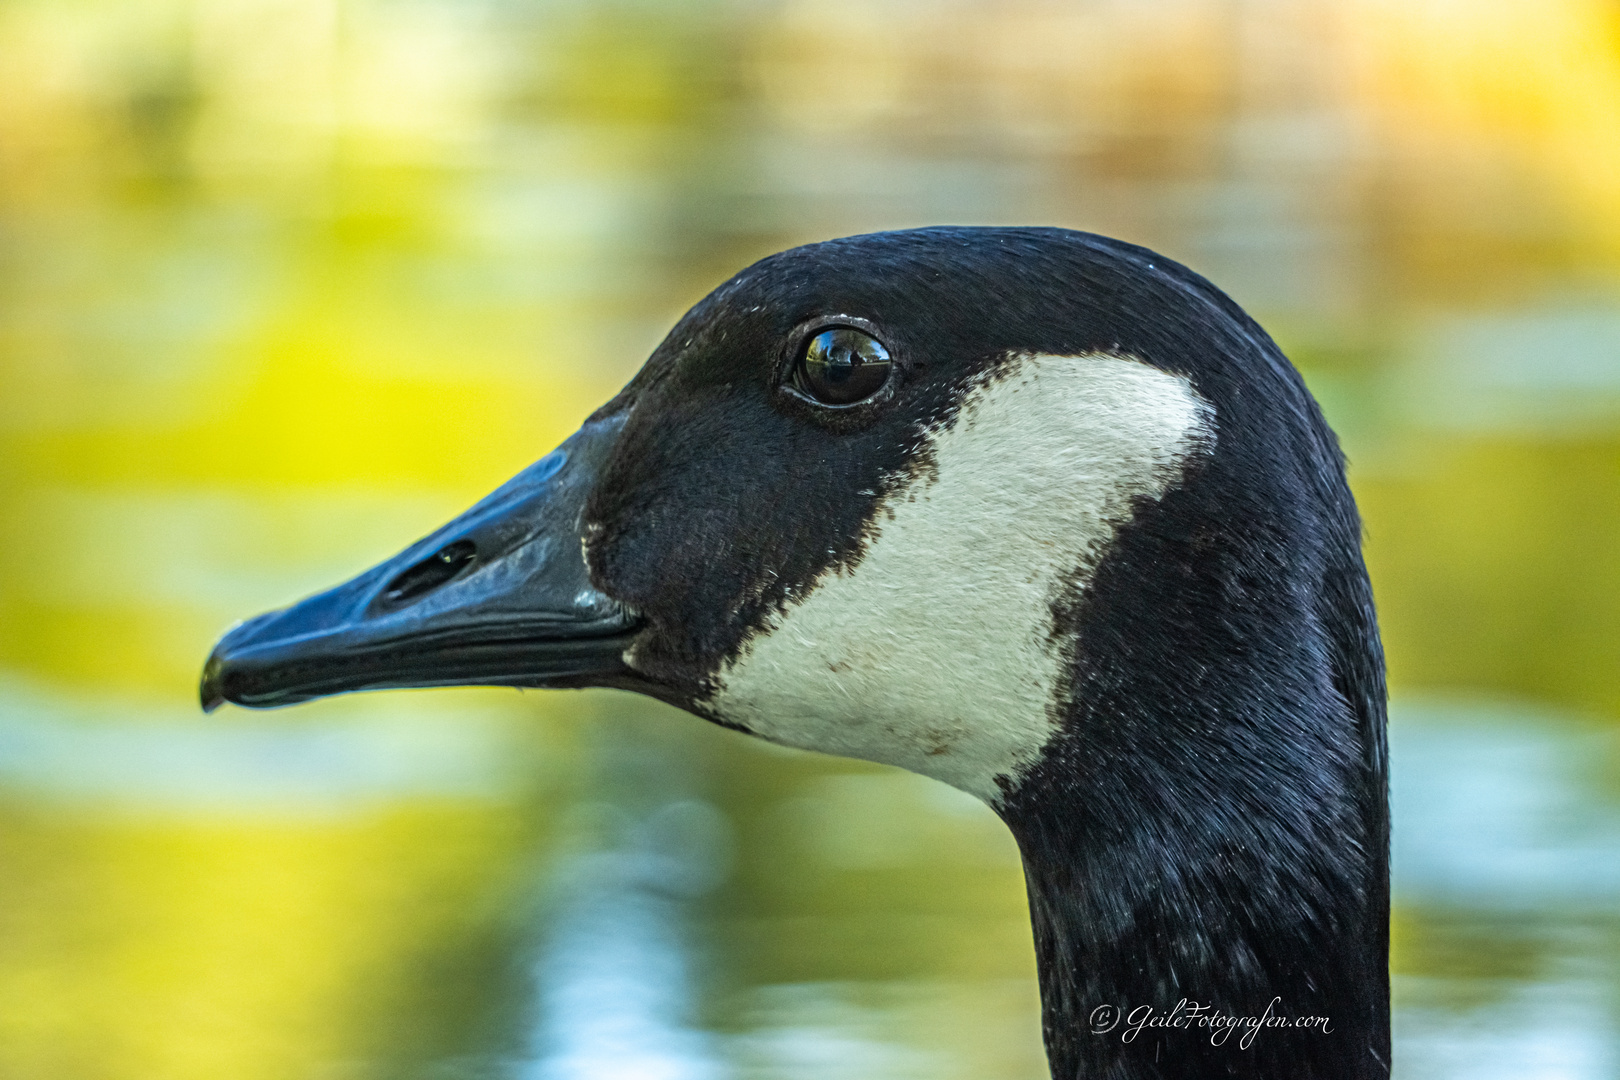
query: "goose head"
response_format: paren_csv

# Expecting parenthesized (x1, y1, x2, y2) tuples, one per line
(201, 227, 1389, 1080)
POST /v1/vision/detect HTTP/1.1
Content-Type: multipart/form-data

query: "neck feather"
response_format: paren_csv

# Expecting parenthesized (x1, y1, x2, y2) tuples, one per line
(989, 369, 1392, 1079)
(996, 608, 1390, 1080)
(1001, 750, 1388, 1080)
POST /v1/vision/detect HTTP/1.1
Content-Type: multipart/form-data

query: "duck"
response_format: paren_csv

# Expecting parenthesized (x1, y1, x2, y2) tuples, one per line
(200, 226, 1390, 1080)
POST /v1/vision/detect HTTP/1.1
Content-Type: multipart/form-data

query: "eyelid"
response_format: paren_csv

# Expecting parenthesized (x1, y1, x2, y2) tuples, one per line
(794, 327, 892, 407)
(775, 314, 902, 425)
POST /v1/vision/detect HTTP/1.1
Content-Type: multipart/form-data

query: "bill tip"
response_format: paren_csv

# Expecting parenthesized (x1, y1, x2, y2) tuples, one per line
(199, 653, 226, 714)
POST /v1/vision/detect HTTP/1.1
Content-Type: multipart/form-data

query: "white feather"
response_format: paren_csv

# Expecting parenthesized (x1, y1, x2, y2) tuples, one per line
(704, 352, 1212, 803)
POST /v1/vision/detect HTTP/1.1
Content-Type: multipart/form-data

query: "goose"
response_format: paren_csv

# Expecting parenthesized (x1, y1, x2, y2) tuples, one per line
(200, 226, 1389, 1080)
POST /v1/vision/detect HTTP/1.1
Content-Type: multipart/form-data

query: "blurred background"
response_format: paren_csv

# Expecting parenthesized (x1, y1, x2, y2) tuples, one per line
(1, 0, 1618, 1076)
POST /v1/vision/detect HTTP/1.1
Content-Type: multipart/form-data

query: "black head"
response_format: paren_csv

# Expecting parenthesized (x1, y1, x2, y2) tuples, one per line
(201, 225, 1367, 796)
(201, 227, 1389, 1077)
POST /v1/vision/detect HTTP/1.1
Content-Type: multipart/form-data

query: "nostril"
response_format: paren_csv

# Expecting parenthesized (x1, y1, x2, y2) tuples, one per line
(380, 540, 477, 607)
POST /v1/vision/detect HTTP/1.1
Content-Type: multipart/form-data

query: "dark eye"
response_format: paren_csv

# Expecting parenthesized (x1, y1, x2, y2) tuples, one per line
(794, 327, 893, 406)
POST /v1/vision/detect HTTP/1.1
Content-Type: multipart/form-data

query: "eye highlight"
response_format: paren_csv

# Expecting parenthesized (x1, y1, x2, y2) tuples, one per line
(793, 327, 893, 406)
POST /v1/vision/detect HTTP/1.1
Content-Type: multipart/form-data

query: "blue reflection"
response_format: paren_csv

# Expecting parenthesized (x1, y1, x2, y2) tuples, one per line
(525, 798, 732, 1080)
(0, 676, 522, 814)
(1390, 699, 1620, 1080)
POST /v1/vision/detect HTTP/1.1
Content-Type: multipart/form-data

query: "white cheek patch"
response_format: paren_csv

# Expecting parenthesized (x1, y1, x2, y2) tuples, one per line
(702, 353, 1212, 804)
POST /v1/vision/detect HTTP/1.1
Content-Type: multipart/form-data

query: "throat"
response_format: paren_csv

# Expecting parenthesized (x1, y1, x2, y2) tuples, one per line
(1000, 743, 1390, 1080)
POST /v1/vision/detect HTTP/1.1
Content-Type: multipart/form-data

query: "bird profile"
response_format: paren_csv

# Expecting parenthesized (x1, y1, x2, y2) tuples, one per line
(202, 227, 1389, 1080)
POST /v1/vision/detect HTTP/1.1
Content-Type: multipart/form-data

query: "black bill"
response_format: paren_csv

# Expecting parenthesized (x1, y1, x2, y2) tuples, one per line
(200, 415, 638, 711)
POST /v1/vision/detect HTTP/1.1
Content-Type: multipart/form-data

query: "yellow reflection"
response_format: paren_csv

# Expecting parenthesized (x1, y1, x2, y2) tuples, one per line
(0, 800, 535, 1079)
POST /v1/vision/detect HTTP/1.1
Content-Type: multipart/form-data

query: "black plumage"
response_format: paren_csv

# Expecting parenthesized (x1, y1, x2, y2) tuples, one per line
(202, 227, 1389, 1080)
